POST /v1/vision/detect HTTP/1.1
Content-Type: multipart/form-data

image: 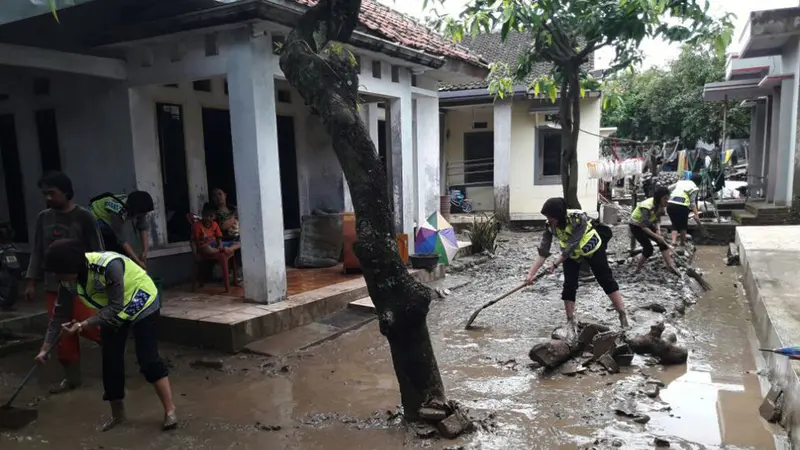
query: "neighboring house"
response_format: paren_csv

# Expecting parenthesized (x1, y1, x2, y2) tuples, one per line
(702, 6, 800, 216)
(439, 31, 602, 221)
(0, 0, 488, 303)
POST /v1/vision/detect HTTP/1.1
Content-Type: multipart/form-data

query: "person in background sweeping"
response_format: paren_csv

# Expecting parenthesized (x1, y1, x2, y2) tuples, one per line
(25, 172, 104, 394)
(629, 186, 678, 274)
(526, 198, 629, 329)
(89, 191, 154, 269)
(35, 239, 177, 431)
(666, 174, 702, 247)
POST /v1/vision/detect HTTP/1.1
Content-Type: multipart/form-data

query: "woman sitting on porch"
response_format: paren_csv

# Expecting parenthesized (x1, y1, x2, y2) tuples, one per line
(211, 188, 239, 241)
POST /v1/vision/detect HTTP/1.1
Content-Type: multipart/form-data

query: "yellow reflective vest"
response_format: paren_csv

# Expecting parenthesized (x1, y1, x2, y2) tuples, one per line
(631, 198, 658, 226)
(668, 180, 699, 207)
(77, 252, 158, 322)
(552, 210, 602, 260)
(90, 194, 127, 226)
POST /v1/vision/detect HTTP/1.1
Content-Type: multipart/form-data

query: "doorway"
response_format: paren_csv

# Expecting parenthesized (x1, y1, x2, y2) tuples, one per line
(0, 114, 28, 243)
(201, 110, 301, 230)
(155, 103, 191, 243)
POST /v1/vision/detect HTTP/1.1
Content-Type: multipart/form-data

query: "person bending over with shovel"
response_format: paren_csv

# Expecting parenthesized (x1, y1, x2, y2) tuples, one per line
(666, 174, 702, 247)
(526, 198, 629, 329)
(35, 239, 177, 431)
(629, 186, 679, 275)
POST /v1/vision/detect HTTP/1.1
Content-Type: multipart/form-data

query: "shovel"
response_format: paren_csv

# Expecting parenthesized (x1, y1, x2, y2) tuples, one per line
(0, 333, 61, 430)
(465, 271, 548, 330)
(760, 346, 800, 359)
(672, 251, 711, 291)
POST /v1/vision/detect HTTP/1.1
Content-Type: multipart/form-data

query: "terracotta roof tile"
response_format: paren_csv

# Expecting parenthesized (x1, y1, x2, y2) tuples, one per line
(293, 0, 487, 68)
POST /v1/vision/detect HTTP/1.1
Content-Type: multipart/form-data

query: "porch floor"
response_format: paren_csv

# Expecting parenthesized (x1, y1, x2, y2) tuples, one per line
(160, 265, 445, 352)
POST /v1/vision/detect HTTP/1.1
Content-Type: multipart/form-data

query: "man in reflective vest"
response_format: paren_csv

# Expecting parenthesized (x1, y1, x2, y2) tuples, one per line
(630, 186, 678, 274)
(89, 191, 153, 269)
(666, 174, 702, 247)
(35, 239, 178, 432)
(526, 197, 628, 329)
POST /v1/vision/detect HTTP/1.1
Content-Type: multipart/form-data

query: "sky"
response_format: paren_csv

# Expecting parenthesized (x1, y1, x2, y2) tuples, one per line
(376, 0, 800, 69)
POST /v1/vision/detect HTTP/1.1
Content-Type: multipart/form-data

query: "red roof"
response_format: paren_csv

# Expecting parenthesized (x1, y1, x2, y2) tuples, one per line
(293, 0, 486, 67)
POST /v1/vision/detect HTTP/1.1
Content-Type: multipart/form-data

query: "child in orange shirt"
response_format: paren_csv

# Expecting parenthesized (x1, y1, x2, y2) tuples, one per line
(192, 203, 241, 257)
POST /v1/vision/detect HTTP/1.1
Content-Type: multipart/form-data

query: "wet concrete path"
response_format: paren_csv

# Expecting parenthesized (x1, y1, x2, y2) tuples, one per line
(0, 237, 785, 449)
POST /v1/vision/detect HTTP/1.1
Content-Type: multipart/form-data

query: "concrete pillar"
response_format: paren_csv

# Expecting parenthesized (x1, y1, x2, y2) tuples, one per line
(129, 87, 168, 246)
(768, 89, 781, 202)
(388, 95, 415, 239)
(776, 77, 797, 205)
(226, 31, 286, 303)
(183, 98, 209, 214)
(414, 96, 440, 243)
(345, 101, 382, 213)
(763, 96, 772, 187)
(750, 102, 765, 196)
(493, 101, 512, 220)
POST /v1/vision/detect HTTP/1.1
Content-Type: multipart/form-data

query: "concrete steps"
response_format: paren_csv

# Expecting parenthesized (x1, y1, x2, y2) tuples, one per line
(735, 201, 791, 225)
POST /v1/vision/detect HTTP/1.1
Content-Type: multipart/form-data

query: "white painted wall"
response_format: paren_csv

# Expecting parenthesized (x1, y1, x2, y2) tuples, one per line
(0, 66, 137, 245)
(443, 97, 602, 219)
(778, 37, 800, 205)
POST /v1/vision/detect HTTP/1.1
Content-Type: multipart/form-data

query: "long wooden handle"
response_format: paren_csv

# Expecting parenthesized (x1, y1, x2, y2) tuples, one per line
(3, 333, 62, 408)
(465, 271, 549, 329)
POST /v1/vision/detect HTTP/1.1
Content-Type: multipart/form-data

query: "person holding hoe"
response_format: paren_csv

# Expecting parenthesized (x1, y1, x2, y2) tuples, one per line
(526, 198, 629, 329)
(35, 239, 177, 431)
(629, 186, 679, 274)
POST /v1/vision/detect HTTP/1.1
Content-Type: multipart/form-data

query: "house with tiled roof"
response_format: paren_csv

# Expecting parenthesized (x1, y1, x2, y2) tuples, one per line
(0, 0, 488, 350)
(440, 31, 602, 221)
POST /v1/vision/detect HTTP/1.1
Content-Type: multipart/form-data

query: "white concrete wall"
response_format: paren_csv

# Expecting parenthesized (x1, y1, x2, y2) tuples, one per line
(0, 66, 137, 245)
(508, 98, 601, 220)
(778, 37, 800, 205)
(443, 98, 601, 219)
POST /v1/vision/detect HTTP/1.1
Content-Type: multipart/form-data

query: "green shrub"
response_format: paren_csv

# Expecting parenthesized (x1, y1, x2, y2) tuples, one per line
(468, 214, 499, 254)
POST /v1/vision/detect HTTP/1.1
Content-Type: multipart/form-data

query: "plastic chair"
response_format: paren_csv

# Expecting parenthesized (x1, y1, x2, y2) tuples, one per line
(186, 213, 238, 293)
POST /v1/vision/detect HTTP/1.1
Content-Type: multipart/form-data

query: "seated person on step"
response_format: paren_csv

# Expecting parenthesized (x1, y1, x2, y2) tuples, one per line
(192, 203, 241, 258)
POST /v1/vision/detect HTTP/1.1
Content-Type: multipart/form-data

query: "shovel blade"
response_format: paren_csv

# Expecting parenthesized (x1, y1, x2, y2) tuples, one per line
(0, 405, 38, 430)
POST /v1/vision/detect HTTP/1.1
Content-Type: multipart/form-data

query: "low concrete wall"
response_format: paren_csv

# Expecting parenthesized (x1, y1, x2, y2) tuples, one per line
(738, 226, 800, 448)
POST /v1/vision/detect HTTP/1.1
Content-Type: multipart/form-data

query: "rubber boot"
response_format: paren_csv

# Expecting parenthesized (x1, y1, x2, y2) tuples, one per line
(49, 363, 82, 394)
(101, 400, 126, 432)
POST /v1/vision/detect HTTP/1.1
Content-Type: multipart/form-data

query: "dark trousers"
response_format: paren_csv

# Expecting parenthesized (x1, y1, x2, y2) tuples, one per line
(666, 203, 690, 231)
(629, 224, 668, 258)
(101, 309, 168, 402)
(99, 223, 124, 254)
(562, 245, 619, 301)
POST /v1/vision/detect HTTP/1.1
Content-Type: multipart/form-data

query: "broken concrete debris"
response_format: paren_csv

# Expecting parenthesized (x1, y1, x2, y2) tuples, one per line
(190, 358, 225, 370)
(654, 437, 671, 447)
(437, 410, 471, 439)
(759, 386, 783, 423)
(418, 407, 448, 421)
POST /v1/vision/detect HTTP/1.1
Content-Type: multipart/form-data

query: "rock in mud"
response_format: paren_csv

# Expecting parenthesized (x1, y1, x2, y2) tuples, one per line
(759, 386, 783, 423)
(190, 358, 224, 370)
(612, 398, 638, 417)
(529, 339, 574, 369)
(654, 437, 671, 447)
(577, 322, 610, 346)
(256, 422, 282, 431)
(612, 344, 634, 366)
(552, 326, 575, 341)
(592, 331, 620, 359)
(418, 407, 448, 421)
(646, 379, 666, 387)
(627, 322, 688, 365)
(560, 362, 586, 376)
(643, 384, 660, 398)
(437, 410, 470, 439)
(411, 423, 437, 439)
(597, 354, 619, 374)
(641, 303, 667, 313)
(632, 414, 651, 424)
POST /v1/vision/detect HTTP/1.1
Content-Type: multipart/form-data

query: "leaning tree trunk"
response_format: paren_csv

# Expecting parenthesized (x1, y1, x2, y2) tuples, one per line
(279, 0, 445, 421)
(559, 71, 582, 209)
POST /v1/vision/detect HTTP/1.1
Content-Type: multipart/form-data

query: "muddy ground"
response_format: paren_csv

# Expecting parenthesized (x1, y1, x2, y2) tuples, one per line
(0, 228, 786, 449)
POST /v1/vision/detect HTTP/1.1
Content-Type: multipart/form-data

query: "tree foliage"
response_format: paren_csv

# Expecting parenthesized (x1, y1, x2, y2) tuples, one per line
(425, 0, 734, 208)
(602, 45, 750, 147)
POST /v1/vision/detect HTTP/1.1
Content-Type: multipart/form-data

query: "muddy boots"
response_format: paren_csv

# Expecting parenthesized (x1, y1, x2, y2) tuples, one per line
(618, 310, 630, 329)
(102, 400, 127, 432)
(163, 409, 178, 431)
(49, 363, 82, 394)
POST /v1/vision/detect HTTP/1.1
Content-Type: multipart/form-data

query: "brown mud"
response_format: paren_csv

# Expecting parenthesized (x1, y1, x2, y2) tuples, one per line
(0, 231, 786, 449)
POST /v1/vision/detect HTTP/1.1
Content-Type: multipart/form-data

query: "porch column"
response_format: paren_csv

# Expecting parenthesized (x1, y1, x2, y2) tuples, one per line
(762, 96, 772, 187)
(388, 95, 415, 239)
(227, 31, 286, 303)
(414, 96, 441, 240)
(749, 101, 764, 196)
(767, 89, 781, 202)
(493, 100, 512, 220)
(776, 78, 797, 205)
(183, 99, 209, 213)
